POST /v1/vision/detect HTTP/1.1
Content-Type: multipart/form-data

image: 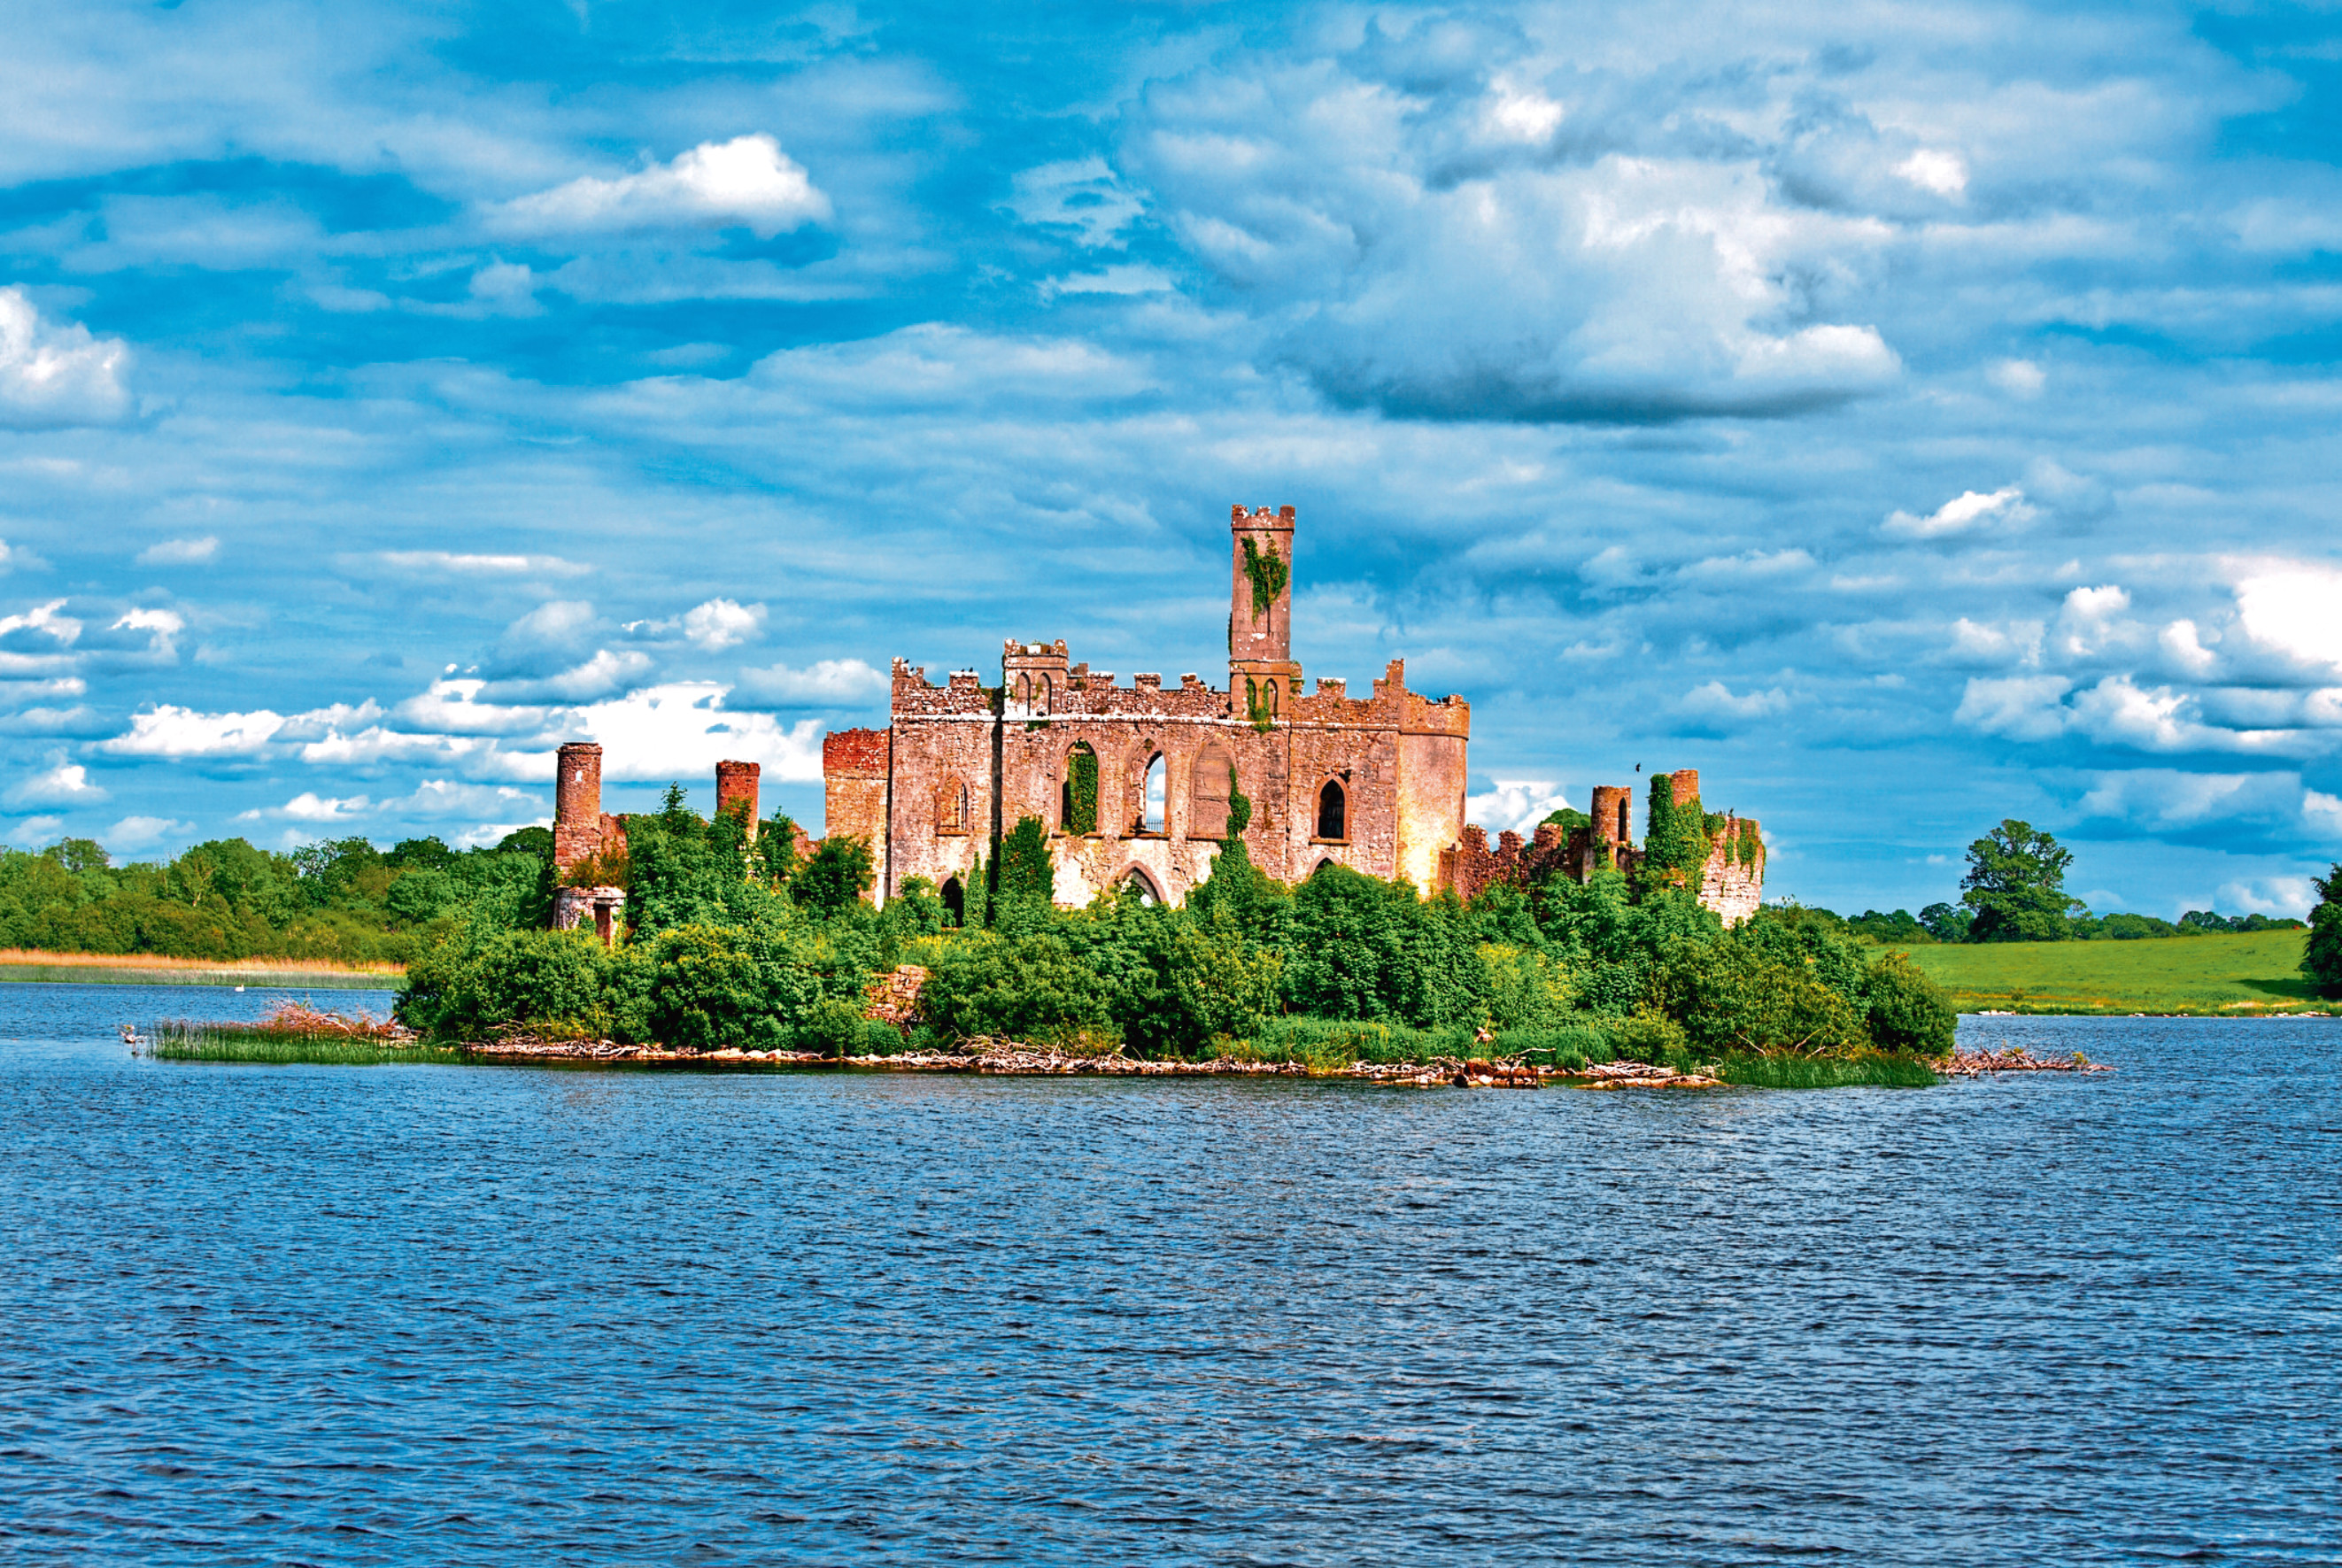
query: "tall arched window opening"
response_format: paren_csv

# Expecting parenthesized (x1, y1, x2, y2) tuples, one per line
(1062, 744, 1098, 835)
(1316, 779, 1347, 841)
(1138, 753, 1166, 834)
(936, 776, 969, 836)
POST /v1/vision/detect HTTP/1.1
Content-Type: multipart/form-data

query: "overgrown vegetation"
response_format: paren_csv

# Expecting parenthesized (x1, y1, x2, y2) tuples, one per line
(2299, 863, 2341, 997)
(369, 783, 1956, 1078)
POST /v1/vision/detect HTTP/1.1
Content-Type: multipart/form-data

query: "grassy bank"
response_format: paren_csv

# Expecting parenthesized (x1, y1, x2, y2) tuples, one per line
(1, 948, 403, 989)
(1891, 930, 2327, 1015)
(149, 1022, 468, 1066)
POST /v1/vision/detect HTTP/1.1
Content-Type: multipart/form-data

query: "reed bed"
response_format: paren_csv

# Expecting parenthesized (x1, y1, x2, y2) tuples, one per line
(145, 1000, 461, 1066)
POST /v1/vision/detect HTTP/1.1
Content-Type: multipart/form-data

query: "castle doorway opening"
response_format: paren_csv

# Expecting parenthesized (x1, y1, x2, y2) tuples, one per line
(1119, 867, 1162, 907)
(940, 876, 964, 926)
(1316, 779, 1347, 840)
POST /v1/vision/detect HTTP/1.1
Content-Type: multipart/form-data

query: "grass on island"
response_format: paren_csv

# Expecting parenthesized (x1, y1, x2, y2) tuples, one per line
(1, 947, 403, 990)
(1890, 929, 2327, 1016)
(148, 1000, 463, 1066)
(1712, 1053, 1939, 1089)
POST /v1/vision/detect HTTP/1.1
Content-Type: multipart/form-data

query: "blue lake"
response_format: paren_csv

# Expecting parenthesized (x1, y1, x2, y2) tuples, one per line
(2, 984, 2338, 1564)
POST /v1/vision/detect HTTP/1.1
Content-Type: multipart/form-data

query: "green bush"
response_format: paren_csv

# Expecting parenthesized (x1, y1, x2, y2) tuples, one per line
(1657, 940, 1866, 1056)
(2305, 865, 2342, 997)
(1862, 952, 1958, 1054)
(396, 926, 614, 1041)
(917, 931, 1113, 1044)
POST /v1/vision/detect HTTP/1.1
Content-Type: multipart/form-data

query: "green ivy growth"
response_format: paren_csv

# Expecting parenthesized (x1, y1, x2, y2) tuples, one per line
(1225, 767, 1253, 838)
(1641, 776, 1712, 898)
(1735, 818, 1763, 870)
(1245, 676, 1276, 733)
(1065, 745, 1099, 836)
(1241, 536, 1289, 618)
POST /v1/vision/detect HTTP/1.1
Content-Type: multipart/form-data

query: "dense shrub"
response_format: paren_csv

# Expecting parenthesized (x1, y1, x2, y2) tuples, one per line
(916, 931, 1113, 1044)
(2305, 865, 2342, 997)
(396, 926, 614, 1040)
(1862, 953, 1959, 1054)
(1657, 940, 1867, 1055)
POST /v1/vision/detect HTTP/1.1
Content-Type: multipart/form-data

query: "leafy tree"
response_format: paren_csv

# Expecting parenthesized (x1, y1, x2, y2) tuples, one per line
(2304, 865, 2342, 996)
(793, 835, 874, 918)
(1959, 819, 2083, 942)
(1655, 939, 1866, 1055)
(48, 838, 112, 875)
(495, 825, 554, 860)
(1541, 806, 1591, 834)
(754, 812, 803, 884)
(1919, 901, 1973, 943)
(918, 931, 1112, 1043)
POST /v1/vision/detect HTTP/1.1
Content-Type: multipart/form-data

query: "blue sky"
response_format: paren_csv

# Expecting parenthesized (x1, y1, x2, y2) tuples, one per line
(3, 0, 2339, 917)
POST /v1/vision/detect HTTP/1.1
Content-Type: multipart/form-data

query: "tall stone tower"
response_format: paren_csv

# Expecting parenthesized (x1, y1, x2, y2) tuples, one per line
(1228, 504, 1301, 723)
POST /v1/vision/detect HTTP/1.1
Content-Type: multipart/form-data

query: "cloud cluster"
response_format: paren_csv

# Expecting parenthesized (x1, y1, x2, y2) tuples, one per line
(0, 289, 129, 428)
(490, 135, 831, 240)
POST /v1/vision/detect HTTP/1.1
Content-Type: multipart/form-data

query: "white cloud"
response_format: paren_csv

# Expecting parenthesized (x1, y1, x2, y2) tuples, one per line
(0, 287, 130, 428)
(1949, 617, 2044, 667)
(1883, 486, 2034, 538)
(1988, 359, 2046, 397)
(0, 599, 81, 647)
(681, 598, 765, 652)
(238, 791, 369, 823)
(498, 648, 653, 701)
(1465, 779, 1573, 836)
(492, 135, 831, 239)
(2234, 563, 2342, 675)
(731, 658, 888, 707)
(1892, 149, 1968, 197)
(2159, 619, 2218, 677)
(2053, 584, 2136, 659)
(361, 551, 591, 578)
(7, 815, 64, 847)
(7, 761, 105, 804)
(576, 682, 825, 782)
(390, 678, 547, 736)
(135, 536, 219, 566)
(383, 779, 542, 819)
(97, 705, 284, 757)
(2077, 769, 2300, 832)
(2215, 877, 2318, 918)
(1681, 681, 1791, 723)
(296, 727, 497, 769)
(105, 815, 192, 853)
(1955, 674, 2074, 741)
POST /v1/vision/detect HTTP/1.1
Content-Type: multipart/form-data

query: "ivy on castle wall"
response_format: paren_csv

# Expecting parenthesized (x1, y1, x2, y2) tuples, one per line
(1241, 536, 1288, 618)
(1226, 766, 1253, 837)
(1641, 776, 1712, 897)
(1735, 818, 1764, 870)
(1065, 745, 1099, 836)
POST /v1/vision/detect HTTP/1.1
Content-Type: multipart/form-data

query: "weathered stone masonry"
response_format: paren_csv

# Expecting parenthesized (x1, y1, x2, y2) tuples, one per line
(829, 505, 1474, 911)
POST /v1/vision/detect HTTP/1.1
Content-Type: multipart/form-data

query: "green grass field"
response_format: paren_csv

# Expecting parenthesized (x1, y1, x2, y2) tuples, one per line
(1892, 929, 2328, 1015)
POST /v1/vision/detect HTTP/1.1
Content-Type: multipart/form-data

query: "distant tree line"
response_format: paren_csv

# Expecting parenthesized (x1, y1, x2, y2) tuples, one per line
(1792, 819, 2311, 949)
(0, 831, 556, 963)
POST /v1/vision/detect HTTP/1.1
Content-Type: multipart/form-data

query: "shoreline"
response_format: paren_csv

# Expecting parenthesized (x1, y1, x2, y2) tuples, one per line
(0, 949, 403, 990)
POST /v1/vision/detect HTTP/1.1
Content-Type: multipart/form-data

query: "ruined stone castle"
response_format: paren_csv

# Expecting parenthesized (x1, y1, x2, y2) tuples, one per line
(546, 502, 1764, 930)
(823, 506, 1472, 915)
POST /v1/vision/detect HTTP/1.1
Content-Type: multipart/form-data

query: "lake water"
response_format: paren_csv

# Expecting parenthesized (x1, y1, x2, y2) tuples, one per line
(2, 985, 2337, 1564)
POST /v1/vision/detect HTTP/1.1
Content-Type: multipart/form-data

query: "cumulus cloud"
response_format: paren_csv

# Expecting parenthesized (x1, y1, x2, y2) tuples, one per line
(576, 682, 825, 782)
(731, 658, 887, 707)
(681, 598, 765, 652)
(7, 760, 105, 804)
(1006, 157, 1145, 248)
(1465, 779, 1573, 835)
(2234, 563, 2342, 676)
(491, 135, 831, 239)
(135, 537, 219, 566)
(1892, 149, 1969, 198)
(98, 705, 284, 758)
(0, 288, 131, 428)
(7, 815, 65, 848)
(1883, 486, 2034, 539)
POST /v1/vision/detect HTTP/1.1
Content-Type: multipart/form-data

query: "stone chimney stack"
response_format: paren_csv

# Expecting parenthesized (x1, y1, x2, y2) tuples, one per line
(1228, 503, 1302, 722)
(715, 760, 761, 842)
(553, 742, 604, 881)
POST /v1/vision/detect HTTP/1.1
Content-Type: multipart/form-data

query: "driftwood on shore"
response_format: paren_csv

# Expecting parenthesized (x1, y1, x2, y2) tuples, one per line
(454, 1031, 1736, 1087)
(1943, 1046, 2111, 1075)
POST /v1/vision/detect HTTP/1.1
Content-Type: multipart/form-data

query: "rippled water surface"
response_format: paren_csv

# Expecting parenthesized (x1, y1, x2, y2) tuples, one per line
(3, 985, 2338, 1564)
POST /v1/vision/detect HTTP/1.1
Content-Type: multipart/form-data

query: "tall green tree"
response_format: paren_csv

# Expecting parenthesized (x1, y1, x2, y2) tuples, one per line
(1960, 819, 2083, 942)
(2304, 864, 2342, 996)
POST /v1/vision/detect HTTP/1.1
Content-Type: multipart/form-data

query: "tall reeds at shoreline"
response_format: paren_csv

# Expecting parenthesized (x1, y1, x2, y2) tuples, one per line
(148, 1000, 465, 1066)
